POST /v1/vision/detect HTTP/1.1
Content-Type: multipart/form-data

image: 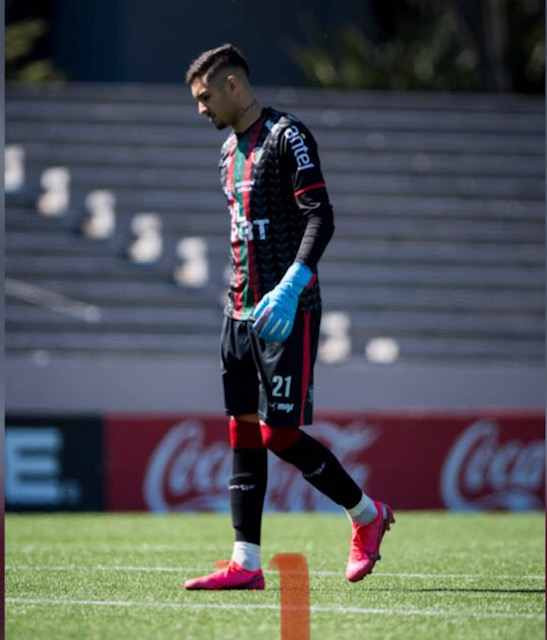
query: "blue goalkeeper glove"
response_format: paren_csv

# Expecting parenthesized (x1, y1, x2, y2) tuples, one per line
(252, 262, 314, 342)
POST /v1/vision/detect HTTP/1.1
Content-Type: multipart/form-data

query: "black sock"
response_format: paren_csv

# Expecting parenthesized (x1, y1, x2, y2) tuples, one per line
(273, 432, 362, 509)
(230, 448, 267, 544)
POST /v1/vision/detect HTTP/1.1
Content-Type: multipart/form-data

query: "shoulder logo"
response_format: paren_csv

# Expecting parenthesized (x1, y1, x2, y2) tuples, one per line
(284, 125, 315, 172)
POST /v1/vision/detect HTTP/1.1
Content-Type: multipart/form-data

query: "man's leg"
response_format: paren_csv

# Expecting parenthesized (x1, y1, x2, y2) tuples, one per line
(184, 413, 267, 591)
(260, 423, 375, 520)
(260, 423, 394, 581)
(185, 317, 267, 590)
(252, 310, 394, 583)
(228, 413, 267, 572)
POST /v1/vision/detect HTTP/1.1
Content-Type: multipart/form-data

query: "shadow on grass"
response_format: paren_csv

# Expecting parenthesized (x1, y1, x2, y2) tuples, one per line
(370, 587, 545, 595)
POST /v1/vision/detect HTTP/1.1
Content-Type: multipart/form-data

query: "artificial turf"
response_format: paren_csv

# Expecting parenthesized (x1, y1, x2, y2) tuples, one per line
(5, 511, 545, 639)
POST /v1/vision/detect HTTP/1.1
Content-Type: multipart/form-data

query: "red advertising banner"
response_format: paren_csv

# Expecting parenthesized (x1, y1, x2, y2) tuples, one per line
(105, 412, 545, 512)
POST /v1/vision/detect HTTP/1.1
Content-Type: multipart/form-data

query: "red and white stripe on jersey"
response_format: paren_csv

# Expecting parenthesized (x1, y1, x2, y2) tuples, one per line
(241, 116, 266, 308)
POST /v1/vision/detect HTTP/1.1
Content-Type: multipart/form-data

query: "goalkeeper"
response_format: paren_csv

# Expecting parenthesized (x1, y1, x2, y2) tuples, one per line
(184, 44, 394, 590)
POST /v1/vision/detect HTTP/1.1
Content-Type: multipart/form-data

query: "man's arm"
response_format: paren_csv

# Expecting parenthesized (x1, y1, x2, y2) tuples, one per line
(252, 120, 334, 342)
(280, 120, 335, 269)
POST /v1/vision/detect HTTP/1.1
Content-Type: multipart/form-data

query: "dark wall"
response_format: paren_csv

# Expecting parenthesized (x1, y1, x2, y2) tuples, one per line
(50, 0, 345, 85)
(10, 0, 545, 91)
(52, 0, 123, 81)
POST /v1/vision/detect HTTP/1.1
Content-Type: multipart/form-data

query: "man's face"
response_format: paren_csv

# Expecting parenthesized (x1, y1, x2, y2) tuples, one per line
(190, 75, 235, 130)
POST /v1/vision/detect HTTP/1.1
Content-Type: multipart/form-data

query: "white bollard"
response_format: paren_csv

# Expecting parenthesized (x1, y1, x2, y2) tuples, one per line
(82, 190, 116, 239)
(319, 312, 352, 364)
(173, 237, 209, 287)
(5, 145, 25, 194)
(127, 213, 163, 263)
(365, 337, 400, 364)
(37, 167, 70, 216)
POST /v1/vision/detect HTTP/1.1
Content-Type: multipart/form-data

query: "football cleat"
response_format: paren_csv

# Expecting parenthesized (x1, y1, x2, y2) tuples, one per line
(184, 560, 265, 590)
(346, 501, 395, 582)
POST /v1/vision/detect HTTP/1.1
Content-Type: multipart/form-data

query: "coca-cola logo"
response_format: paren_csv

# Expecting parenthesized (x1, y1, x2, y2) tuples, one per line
(143, 418, 379, 512)
(440, 419, 545, 510)
(143, 420, 231, 512)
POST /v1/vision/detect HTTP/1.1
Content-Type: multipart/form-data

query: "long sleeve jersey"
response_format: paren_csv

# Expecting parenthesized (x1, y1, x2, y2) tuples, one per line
(219, 107, 335, 320)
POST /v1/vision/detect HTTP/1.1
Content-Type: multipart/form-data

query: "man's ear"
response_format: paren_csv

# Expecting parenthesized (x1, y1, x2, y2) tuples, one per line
(225, 74, 240, 94)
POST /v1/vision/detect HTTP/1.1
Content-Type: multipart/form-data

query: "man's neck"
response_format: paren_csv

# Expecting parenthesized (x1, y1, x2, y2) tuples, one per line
(233, 98, 263, 134)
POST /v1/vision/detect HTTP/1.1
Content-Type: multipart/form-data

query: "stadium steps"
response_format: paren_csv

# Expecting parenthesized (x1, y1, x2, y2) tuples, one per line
(8, 120, 542, 157)
(7, 229, 543, 267)
(13, 162, 546, 201)
(6, 254, 544, 289)
(8, 202, 544, 244)
(7, 278, 225, 309)
(16, 142, 544, 179)
(6, 331, 220, 355)
(6, 97, 544, 132)
(5, 331, 541, 362)
(6, 276, 542, 316)
(5, 83, 544, 363)
(7, 303, 541, 338)
(5, 302, 222, 331)
(6, 81, 543, 108)
(6, 277, 540, 315)
(10, 191, 544, 225)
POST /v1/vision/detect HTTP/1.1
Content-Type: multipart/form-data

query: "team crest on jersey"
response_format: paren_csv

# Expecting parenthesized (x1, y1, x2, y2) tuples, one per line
(251, 148, 262, 164)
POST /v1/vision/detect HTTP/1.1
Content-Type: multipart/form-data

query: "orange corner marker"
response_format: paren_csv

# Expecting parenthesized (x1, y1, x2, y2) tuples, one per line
(268, 553, 310, 640)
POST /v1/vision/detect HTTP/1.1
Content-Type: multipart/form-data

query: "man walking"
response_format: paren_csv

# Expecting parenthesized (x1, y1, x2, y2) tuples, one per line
(184, 44, 394, 590)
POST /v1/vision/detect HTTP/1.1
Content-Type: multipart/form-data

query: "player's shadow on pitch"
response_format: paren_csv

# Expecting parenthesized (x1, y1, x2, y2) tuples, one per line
(380, 587, 545, 595)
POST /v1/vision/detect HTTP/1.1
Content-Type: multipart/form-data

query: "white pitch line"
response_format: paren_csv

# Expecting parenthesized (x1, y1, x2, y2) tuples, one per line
(5, 565, 545, 581)
(5, 597, 543, 620)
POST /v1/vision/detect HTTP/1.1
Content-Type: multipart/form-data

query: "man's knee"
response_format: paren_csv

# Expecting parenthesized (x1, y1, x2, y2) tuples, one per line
(260, 423, 301, 453)
(229, 415, 263, 449)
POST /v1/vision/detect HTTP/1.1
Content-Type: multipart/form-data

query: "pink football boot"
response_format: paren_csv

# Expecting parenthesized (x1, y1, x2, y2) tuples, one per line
(346, 501, 395, 582)
(184, 560, 265, 590)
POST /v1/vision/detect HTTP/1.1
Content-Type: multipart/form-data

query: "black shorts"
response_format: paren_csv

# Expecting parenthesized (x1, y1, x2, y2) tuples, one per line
(221, 310, 321, 427)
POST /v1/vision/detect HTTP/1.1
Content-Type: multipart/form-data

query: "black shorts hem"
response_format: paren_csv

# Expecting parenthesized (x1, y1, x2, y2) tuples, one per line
(225, 405, 259, 418)
(257, 410, 313, 428)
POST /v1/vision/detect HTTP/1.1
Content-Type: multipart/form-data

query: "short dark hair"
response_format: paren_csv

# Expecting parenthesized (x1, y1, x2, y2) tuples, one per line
(185, 44, 250, 85)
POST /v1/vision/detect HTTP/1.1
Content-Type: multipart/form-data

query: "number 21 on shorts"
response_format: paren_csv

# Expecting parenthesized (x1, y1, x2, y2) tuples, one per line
(272, 375, 292, 398)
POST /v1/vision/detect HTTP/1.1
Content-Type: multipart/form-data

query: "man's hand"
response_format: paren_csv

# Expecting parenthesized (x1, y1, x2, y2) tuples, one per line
(252, 263, 314, 342)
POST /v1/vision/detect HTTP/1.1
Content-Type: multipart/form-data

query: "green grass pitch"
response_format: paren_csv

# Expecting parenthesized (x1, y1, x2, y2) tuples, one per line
(6, 511, 545, 640)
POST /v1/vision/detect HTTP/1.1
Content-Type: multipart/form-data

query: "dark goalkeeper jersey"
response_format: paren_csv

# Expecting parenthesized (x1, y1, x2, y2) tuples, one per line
(219, 107, 335, 321)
